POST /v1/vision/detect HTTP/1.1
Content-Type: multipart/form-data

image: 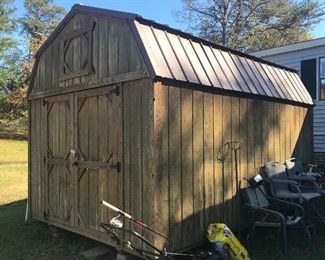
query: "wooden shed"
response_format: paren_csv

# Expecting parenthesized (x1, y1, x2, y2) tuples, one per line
(28, 4, 314, 252)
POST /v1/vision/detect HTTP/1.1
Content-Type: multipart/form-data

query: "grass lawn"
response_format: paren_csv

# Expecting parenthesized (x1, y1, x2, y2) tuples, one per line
(0, 139, 28, 204)
(0, 139, 102, 260)
(1, 138, 325, 259)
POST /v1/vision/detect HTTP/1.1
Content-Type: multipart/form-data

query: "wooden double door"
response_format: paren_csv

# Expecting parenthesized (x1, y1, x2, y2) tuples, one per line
(44, 85, 122, 231)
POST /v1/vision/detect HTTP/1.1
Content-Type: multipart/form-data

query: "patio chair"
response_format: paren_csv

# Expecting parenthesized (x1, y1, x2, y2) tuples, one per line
(285, 158, 325, 195)
(264, 162, 325, 224)
(241, 185, 309, 255)
(284, 158, 320, 177)
(264, 162, 321, 202)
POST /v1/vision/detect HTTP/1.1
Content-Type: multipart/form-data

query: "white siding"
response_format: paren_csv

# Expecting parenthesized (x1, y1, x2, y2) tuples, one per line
(255, 45, 325, 153)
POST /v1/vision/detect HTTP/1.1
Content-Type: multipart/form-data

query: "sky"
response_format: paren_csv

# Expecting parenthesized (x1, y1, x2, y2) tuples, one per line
(13, 0, 325, 40)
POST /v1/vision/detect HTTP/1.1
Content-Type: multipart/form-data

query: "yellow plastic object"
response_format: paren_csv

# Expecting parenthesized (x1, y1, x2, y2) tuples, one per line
(207, 223, 250, 260)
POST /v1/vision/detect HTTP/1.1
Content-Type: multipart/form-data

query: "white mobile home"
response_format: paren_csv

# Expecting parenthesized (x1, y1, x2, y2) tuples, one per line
(252, 38, 325, 169)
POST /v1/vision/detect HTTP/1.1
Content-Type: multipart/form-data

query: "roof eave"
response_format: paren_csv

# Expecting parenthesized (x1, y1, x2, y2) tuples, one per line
(153, 76, 314, 107)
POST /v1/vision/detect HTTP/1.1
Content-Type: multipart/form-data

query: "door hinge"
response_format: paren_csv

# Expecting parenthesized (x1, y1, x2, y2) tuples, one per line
(115, 85, 120, 96)
(43, 210, 49, 220)
(110, 162, 121, 172)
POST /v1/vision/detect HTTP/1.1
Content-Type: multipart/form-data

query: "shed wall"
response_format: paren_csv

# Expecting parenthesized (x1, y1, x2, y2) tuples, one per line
(152, 82, 313, 249)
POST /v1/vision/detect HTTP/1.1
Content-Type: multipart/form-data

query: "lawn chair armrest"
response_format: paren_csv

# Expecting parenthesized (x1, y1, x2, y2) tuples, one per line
(244, 204, 286, 223)
(271, 179, 302, 192)
(267, 197, 304, 216)
(297, 178, 320, 191)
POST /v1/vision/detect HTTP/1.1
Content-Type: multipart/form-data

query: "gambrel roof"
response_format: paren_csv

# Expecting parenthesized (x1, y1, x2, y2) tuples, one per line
(34, 4, 313, 105)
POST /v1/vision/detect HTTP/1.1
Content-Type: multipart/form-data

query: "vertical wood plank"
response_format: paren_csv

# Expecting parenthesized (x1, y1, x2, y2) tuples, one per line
(73, 14, 81, 85)
(122, 82, 131, 242)
(41, 99, 47, 219)
(129, 30, 143, 71)
(118, 21, 130, 74)
(239, 98, 248, 230)
(59, 101, 66, 220)
(54, 102, 60, 218)
(279, 103, 285, 162)
(231, 97, 240, 229)
(193, 90, 205, 241)
(261, 101, 269, 164)
(88, 96, 99, 229)
(203, 93, 214, 228)
(98, 18, 108, 79)
(168, 85, 182, 248)
(181, 88, 193, 246)
(39, 56, 45, 91)
(222, 96, 232, 227)
(268, 102, 275, 161)
(78, 97, 89, 227)
(252, 100, 261, 174)
(36, 100, 42, 217)
(239, 99, 248, 181)
(92, 17, 99, 81)
(285, 104, 292, 159)
(108, 17, 119, 76)
(52, 38, 59, 89)
(247, 99, 254, 177)
(153, 82, 170, 249)
(44, 47, 52, 90)
(142, 82, 155, 250)
(129, 81, 142, 248)
(273, 103, 281, 162)
(98, 94, 108, 226)
(213, 95, 223, 222)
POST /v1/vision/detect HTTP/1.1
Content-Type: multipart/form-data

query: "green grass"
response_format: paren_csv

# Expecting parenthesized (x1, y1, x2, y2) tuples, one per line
(0, 139, 103, 259)
(0, 139, 28, 205)
(0, 201, 100, 260)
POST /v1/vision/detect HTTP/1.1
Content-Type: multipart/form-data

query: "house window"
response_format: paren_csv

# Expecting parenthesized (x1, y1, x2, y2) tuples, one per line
(320, 57, 325, 100)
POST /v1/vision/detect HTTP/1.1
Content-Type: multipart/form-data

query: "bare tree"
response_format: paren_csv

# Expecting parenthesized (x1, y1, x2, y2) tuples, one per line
(177, 0, 325, 51)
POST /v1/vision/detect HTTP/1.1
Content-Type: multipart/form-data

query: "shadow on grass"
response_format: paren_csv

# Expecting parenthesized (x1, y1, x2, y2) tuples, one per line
(0, 200, 113, 260)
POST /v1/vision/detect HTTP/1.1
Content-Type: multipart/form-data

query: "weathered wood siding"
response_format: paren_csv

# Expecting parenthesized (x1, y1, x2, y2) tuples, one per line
(31, 12, 145, 94)
(152, 82, 313, 249)
(29, 99, 46, 220)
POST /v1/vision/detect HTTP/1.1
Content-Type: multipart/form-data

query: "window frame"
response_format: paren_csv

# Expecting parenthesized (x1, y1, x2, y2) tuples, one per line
(319, 56, 325, 101)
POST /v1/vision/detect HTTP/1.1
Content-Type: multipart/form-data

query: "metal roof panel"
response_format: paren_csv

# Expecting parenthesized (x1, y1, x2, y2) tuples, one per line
(135, 22, 172, 79)
(151, 27, 186, 82)
(192, 42, 220, 87)
(166, 32, 200, 84)
(179, 38, 211, 86)
(201, 45, 232, 90)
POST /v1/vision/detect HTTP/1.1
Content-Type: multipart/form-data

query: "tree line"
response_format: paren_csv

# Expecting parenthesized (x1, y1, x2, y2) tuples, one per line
(0, 0, 65, 123)
(0, 0, 324, 133)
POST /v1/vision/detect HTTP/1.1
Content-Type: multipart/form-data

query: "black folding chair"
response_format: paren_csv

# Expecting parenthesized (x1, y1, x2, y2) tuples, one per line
(241, 185, 309, 256)
(264, 162, 325, 225)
